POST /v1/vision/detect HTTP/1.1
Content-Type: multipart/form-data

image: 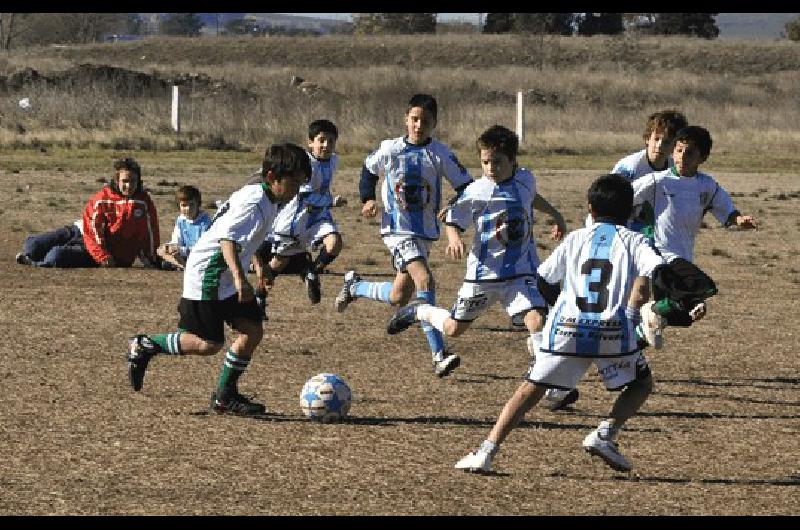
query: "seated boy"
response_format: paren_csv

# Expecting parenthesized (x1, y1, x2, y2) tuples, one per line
(157, 185, 212, 271)
(453, 173, 665, 474)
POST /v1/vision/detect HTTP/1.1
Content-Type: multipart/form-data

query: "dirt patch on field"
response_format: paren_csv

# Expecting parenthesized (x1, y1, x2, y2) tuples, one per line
(0, 161, 799, 515)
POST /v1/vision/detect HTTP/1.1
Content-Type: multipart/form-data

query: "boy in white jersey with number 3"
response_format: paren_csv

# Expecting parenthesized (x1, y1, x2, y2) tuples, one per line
(125, 144, 310, 416)
(454, 174, 666, 474)
(386, 125, 566, 363)
(335, 94, 473, 377)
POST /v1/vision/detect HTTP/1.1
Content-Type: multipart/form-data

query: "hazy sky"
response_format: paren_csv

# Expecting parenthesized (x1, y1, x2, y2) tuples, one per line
(279, 13, 482, 24)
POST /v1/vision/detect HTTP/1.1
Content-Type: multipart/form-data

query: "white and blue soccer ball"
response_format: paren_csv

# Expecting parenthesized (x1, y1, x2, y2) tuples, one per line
(300, 373, 352, 423)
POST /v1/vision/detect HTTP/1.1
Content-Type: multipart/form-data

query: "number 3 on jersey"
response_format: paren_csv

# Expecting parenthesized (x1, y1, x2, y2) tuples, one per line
(576, 258, 612, 313)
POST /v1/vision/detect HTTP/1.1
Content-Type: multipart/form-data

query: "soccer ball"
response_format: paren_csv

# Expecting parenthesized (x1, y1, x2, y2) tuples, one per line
(300, 373, 352, 423)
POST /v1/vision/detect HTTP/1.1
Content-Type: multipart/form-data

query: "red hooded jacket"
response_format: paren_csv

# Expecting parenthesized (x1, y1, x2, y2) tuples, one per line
(82, 183, 160, 267)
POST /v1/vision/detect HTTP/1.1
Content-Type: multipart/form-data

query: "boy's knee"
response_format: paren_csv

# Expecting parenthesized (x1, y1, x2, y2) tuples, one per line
(628, 374, 653, 394)
(524, 308, 547, 332)
(198, 340, 224, 355)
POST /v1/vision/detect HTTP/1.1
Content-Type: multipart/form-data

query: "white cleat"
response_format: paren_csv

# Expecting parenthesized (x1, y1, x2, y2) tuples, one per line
(334, 270, 361, 313)
(640, 301, 664, 350)
(582, 429, 632, 472)
(433, 353, 461, 378)
(454, 451, 493, 473)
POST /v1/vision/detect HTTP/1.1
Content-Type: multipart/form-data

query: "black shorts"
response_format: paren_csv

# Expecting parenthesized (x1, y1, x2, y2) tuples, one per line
(178, 295, 264, 344)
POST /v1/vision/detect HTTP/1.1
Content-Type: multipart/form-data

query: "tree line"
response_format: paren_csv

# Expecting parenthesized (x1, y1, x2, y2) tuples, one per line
(2, 13, 799, 51)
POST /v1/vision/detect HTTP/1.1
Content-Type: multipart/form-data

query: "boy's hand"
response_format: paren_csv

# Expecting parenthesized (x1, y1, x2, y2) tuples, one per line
(233, 275, 255, 303)
(446, 239, 465, 260)
(361, 200, 378, 218)
(100, 256, 116, 267)
(550, 221, 566, 241)
(437, 206, 449, 222)
(165, 243, 179, 256)
(735, 215, 758, 230)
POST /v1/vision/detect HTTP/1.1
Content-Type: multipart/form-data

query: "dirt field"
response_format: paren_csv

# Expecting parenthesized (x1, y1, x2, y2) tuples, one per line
(1, 152, 798, 515)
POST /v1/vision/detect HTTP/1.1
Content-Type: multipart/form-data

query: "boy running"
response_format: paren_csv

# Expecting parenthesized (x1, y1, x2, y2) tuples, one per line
(453, 173, 665, 474)
(125, 144, 310, 416)
(335, 93, 473, 377)
(386, 125, 566, 368)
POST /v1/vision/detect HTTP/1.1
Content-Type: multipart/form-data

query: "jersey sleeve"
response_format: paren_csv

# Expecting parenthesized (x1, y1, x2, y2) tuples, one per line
(537, 234, 569, 284)
(445, 184, 481, 231)
(632, 232, 665, 277)
(611, 158, 634, 181)
(704, 178, 737, 226)
(631, 172, 656, 208)
(439, 147, 473, 191)
(364, 141, 389, 177)
(216, 200, 262, 249)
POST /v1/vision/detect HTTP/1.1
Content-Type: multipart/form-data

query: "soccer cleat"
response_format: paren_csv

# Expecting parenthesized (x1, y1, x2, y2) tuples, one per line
(126, 335, 158, 392)
(209, 390, 266, 416)
(582, 428, 633, 472)
(334, 270, 361, 313)
(542, 388, 580, 411)
(454, 451, 494, 473)
(640, 301, 664, 350)
(433, 352, 461, 378)
(15, 252, 33, 266)
(304, 270, 322, 304)
(386, 299, 426, 335)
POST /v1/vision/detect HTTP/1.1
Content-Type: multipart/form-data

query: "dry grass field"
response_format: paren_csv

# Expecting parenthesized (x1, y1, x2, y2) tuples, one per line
(1, 148, 798, 515)
(0, 33, 799, 515)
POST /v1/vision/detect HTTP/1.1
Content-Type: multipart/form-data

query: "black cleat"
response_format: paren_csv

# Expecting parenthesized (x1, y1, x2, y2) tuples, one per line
(304, 270, 321, 304)
(126, 335, 158, 392)
(387, 299, 425, 335)
(210, 390, 267, 416)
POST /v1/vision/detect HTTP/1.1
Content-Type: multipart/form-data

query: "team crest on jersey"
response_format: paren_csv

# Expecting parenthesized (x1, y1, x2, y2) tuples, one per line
(394, 177, 432, 212)
(494, 206, 529, 247)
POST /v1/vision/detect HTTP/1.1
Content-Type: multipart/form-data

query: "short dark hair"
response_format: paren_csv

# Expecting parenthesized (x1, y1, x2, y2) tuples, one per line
(675, 125, 713, 159)
(476, 125, 518, 161)
(407, 93, 437, 121)
(588, 173, 633, 224)
(175, 185, 201, 205)
(262, 143, 312, 182)
(643, 110, 688, 141)
(114, 157, 141, 179)
(308, 119, 338, 140)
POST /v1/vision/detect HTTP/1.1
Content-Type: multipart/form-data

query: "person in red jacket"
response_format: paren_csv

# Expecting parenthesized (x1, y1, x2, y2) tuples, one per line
(15, 157, 160, 268)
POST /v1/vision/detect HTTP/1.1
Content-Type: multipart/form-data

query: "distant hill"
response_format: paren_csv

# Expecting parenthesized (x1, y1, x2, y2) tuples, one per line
(716, 13, 799, 40)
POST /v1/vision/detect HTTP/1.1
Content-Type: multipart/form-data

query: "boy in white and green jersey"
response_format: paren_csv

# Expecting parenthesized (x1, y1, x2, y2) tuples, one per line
(124, 144, 311, 416)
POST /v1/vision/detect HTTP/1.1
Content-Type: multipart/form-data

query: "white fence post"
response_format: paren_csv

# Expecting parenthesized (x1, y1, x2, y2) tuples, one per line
(171, 85, 180, 134)
(516, 91, 524, 145)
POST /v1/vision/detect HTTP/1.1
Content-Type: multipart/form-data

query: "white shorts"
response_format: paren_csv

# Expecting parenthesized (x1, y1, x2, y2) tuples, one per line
(526, 349, 650, 391)
(451, 277, 545, 322)
(271, 196, 338, 257)
(382, 235, 432, 272)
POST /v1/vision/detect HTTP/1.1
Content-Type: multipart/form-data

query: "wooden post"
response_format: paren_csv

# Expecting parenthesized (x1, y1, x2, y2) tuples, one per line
(516, 91, 524, 145)
(171, 85, 180, 134)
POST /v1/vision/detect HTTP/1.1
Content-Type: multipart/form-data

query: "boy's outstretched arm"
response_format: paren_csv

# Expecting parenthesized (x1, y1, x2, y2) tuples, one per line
(359, 166, 379, 218)
(220, 239, 254, 303)
(532, 193, 567, 241)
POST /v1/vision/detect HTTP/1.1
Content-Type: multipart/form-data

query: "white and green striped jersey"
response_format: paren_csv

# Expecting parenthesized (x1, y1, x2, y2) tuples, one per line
(632, 168, 737, 263)
(183, 183, 279, 301)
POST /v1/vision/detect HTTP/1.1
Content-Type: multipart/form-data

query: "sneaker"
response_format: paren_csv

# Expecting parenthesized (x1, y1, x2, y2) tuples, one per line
(542, 388, 580, 411)
(582, 428, 632, 472)
(304, 270, 321, 304)
(334, 270, 361, 313)
(386, 298, 426, 335)
(210, 390, 266, 416)
(640, 301, 664, 350)
(15, 252, 32, 266)
(433, 352, 461, 378)
(126, 335, 158, 392)
(454, 451, 494, 473)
